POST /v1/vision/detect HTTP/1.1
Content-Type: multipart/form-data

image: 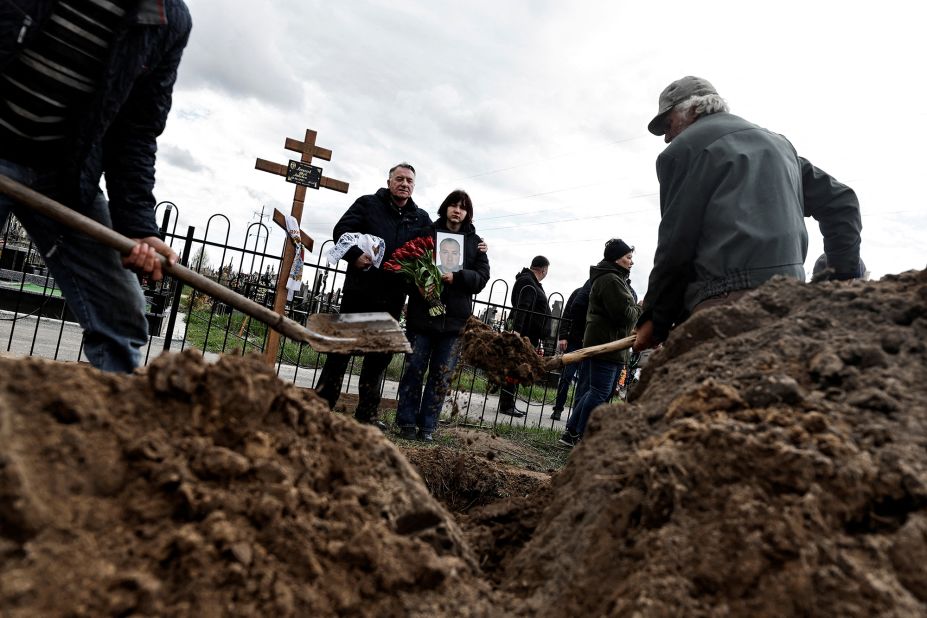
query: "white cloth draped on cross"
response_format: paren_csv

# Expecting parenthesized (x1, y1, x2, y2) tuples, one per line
(326, 233, 385, 270)
(284, 215, 305, 300)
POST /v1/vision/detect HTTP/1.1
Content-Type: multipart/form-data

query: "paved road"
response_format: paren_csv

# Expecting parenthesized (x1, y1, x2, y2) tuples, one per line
(0, 310, 570, 432)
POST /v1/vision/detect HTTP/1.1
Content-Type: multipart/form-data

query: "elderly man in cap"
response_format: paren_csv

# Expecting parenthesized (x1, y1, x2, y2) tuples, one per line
(633, 76, 863, 352)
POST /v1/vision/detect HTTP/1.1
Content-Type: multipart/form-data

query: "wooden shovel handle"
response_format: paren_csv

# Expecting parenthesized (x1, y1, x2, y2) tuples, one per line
(544, 334, 637, 371)
(0, 174, 350, 346)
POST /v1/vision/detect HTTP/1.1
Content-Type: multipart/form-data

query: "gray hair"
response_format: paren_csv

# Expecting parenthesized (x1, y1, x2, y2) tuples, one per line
(674, 93, 729, 119)
(389, 162, 416, 177)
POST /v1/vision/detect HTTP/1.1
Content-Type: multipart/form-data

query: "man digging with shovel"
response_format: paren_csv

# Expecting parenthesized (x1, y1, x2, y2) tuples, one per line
(633, 76, 863, 353)
(0, 0, 191, 372)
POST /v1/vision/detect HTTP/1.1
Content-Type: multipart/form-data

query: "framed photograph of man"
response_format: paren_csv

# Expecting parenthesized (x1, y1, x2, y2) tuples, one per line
(435, 232, 464, 274)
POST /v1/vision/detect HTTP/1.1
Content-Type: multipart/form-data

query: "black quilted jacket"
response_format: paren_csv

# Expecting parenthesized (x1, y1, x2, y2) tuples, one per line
(0, 0, 192, 237)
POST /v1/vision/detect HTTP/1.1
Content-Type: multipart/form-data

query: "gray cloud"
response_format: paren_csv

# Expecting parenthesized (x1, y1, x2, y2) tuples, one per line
(159, 144, 207, 173)
(155, 0, 926, 301)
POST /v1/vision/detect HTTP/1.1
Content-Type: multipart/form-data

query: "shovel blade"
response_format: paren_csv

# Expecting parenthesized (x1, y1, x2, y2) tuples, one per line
(305, 312, 411, 354)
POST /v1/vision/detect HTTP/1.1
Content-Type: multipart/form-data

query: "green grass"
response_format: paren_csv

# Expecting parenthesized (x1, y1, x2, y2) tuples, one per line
(361, 406, 571, 471)
(0, 281, 63, 297)
(486, 421, 572, 470)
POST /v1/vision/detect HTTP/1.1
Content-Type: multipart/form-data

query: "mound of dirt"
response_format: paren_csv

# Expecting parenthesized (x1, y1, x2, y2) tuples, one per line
(0, 351, 492, 617)
(503, 271, 927, 616)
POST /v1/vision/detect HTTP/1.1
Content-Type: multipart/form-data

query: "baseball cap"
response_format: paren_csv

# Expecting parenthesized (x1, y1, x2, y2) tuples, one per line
(648, 76, 718, 136)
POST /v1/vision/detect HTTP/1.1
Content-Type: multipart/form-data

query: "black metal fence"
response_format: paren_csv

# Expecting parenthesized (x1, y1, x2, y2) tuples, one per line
(0, 204, 631, 434)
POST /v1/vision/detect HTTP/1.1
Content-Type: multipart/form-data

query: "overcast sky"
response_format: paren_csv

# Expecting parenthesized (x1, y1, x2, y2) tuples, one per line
(156, 0, 926, 305)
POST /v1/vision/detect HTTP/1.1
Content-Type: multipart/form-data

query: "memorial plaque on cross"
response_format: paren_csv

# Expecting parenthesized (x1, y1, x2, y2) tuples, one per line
(255, 129, 349, 365)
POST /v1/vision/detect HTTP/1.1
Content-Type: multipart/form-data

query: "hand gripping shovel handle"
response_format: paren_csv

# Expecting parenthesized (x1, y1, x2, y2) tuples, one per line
(544, 334, 637, 371)
(0, 174, 354, 348)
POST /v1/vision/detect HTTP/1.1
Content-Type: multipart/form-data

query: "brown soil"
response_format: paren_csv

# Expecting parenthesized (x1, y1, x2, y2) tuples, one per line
(2, 269, 926, 617)
(402, 444, 553, 584)
(0, 352, 492, 616)
(403, 444, 548, 514)
(459, 317, 547, 388)
(503, 270, 927, 616)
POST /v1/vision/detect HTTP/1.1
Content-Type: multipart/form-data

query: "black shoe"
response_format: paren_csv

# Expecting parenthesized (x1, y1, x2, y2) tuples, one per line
(499, 408, 525, 418)
(550, 410, 562, 421)
(417, 430, 434, 443)
(356, 417, 387, 433)
(398, 426, 417, 440)
(558, 431, 580, 447)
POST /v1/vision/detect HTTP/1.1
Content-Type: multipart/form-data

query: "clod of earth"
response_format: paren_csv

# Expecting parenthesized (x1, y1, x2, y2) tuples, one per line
(458, 317, 547, 388)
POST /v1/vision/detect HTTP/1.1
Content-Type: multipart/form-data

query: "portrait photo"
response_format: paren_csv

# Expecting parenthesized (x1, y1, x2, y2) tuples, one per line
(435, 232, 464, 274)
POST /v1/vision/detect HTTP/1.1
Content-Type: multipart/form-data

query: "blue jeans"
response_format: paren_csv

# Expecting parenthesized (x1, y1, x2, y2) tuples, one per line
(396, 330, 460, 432)
(565, 358, 620, 436)
(0, 160, 148, 372)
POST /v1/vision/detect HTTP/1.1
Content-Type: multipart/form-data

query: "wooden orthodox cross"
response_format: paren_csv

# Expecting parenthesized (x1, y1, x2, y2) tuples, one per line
(255, 129, 349, 364)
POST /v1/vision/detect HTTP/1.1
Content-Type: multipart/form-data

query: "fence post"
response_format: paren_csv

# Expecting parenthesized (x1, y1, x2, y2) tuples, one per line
(163, 225, 195, 351)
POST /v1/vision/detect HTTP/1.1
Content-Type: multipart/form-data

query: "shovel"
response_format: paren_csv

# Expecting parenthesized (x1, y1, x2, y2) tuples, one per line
(0, 175, 411, 354)
(544, 335, 636, 371)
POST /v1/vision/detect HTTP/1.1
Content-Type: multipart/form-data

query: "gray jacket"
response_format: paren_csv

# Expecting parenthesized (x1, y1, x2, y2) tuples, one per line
(643, 112, 861, 340)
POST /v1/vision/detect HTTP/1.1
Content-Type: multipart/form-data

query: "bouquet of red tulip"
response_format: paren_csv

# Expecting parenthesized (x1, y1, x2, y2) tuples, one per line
(382, 236, 446, 316)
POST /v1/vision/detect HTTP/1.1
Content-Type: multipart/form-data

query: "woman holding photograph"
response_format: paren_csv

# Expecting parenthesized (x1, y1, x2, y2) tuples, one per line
(396, 190, 490, 441)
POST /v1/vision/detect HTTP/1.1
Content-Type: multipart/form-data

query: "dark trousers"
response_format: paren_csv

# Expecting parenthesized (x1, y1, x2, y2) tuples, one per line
(498, 333, 540, 412)
(314, 351, 393, 420)
(553, 341, 581, 412)
(312, 293, 400, 420)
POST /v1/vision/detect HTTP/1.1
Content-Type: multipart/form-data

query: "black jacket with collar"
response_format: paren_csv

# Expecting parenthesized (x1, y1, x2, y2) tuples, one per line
(510, 268, 551, 344)
(558, 279, 592, 348)
(333, 187, 432, 315)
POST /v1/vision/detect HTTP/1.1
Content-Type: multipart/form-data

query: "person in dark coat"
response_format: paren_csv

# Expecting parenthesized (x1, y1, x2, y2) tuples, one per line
(314, 163, 432, 430)
(498, 255, 552, 417)
(560, 239, 641, 447)
(0, 0, 191, 372)
(634, 76, 863, 353)
(550, 278, 591, 421)
(396, 190, 490, 441)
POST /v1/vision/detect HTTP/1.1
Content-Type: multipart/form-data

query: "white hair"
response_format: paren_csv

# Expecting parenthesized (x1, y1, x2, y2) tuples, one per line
(675, 94, 729, 119)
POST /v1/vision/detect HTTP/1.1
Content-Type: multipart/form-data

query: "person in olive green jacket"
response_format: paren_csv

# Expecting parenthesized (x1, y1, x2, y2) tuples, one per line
(559, 239, 642, 447)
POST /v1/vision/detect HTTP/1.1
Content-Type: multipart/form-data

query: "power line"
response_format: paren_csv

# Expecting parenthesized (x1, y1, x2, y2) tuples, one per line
(438, 134, 647, 184)
(479, 207, 652, 233)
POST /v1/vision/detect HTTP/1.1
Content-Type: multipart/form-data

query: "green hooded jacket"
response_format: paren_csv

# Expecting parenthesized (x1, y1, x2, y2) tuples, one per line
(583, 260, 642, 363)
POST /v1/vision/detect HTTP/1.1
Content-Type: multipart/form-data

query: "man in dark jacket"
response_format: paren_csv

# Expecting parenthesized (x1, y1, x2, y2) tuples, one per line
(560, 239, 641, 447)
(550, 278, 591, 421)
(634, 76, 863, 352)
(0, 0, 191, 372)
(498, 255, 551, 417)
(314, 163, 433, 429)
